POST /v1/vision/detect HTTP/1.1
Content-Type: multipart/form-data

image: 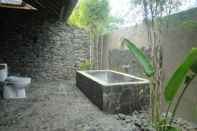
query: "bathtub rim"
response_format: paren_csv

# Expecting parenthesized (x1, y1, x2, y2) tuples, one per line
(77, 70, 150, 86)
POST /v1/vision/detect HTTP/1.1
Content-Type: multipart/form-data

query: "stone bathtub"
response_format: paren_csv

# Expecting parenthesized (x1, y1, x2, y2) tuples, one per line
(76, 70, 150, 114)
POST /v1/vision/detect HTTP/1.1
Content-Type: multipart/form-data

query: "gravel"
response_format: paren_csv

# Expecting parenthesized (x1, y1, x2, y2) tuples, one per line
(0, 80, 195, 131)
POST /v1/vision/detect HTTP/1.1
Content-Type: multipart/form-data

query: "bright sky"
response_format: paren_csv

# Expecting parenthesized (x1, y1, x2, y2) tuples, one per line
(109, 0, 197, 27)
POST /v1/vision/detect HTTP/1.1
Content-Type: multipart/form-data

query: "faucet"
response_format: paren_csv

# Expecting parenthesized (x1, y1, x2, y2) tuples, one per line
(121, 64, 130, 73)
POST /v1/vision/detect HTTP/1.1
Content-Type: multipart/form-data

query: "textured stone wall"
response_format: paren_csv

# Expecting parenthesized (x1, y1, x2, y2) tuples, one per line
(108, 48, 151, 77)
(0, 9, 90, 80)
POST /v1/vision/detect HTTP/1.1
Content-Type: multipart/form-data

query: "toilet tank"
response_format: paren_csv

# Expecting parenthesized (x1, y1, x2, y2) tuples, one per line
(0, 0, 23, 5)
(0, 64, 8, 82)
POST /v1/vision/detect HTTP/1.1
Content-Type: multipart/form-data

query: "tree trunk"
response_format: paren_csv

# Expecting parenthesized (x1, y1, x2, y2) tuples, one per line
(89, 32, 93, 65)
(96, 35, 99, 69)
(100, 36, 103, 69)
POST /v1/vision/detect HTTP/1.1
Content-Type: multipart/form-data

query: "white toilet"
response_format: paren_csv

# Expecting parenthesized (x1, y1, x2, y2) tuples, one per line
(3, 76, 31, 99)
(0, 63, 31, 99)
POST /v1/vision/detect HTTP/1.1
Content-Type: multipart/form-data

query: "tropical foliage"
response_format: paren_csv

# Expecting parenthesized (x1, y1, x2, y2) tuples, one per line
(122, 39, 155, 77)
(122, 38, 197, 131)
(68, 0, 119, 34)
(164, 48, 197, 103)
(127, 1, 189, 130)
(68, 0, 120, 68)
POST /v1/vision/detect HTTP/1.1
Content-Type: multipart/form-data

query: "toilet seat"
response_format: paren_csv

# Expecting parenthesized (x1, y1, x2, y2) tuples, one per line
(6, 76, 31, 89)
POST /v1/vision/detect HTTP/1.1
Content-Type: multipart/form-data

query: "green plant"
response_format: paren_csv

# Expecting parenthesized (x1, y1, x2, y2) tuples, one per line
(164, 48, 197, 124)
(68, 0, 110, 33)
(68, 0, 120, 68)
(122, 39, 160, 127)
(122, 38, 197, 131)
(79, 60, 93, 70)
(129, 0, 182, 127)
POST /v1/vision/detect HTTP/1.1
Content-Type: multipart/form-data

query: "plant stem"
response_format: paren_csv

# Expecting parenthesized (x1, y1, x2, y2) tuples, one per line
(150, 78, 154, 124)
(150, 77, 161, 129)
(165, 102, 172, 119)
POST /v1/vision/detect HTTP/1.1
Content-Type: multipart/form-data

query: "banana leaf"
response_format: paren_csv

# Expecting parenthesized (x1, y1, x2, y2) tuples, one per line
(164, 48, 197, 103)
(191, 58, 197, 73)
(122, 38, 155, 77)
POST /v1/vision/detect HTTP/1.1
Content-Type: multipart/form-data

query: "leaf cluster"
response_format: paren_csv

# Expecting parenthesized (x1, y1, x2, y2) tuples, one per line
(68, 0, 120, 34)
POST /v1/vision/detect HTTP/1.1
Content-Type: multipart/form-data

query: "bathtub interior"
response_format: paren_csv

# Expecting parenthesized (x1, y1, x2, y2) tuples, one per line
(86, 70, 142, 84)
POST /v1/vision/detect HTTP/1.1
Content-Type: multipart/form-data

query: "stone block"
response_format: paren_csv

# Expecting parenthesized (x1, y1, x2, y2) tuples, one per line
(76, 71, 150, 114)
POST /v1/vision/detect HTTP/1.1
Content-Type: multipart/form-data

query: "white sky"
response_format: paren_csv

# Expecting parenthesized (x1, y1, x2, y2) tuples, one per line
(109, 0, 197, 27)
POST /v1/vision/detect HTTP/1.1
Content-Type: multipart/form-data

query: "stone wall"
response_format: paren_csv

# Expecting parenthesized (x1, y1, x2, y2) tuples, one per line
(0, 9, 90, 80)
(108, 48, 151, 77)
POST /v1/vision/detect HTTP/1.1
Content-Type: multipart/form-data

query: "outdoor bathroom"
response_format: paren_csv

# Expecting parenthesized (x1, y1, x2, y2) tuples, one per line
(0, 0, 197, 131)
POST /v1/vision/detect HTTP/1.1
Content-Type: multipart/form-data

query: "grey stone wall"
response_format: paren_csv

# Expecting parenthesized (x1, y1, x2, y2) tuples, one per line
(0, 9, 90, 80)
(108, 48, 151, 77)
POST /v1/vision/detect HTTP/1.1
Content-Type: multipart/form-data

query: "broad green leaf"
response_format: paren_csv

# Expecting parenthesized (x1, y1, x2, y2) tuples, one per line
(191, 58, 197, 73)
(122, 38, 155, 77)
(164, 48, 197, 103)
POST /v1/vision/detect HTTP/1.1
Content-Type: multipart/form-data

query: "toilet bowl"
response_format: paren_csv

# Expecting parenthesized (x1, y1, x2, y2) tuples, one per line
(3, 76, 31, 99)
